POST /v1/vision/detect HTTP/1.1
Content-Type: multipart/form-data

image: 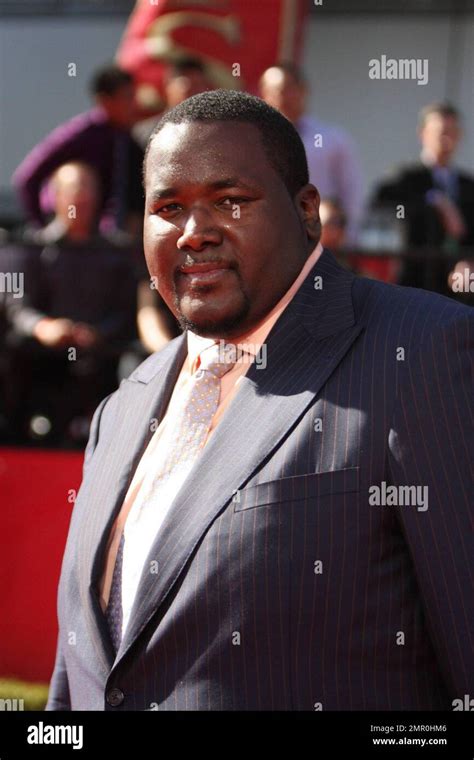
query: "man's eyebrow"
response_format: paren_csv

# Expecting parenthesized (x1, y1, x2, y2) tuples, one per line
(148, 178, 258, 202)
(148, 188, 179, 202)
(207, 177, 258, 191)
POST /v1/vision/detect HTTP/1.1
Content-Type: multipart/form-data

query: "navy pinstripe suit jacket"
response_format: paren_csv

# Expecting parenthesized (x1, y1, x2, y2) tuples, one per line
(46, 249, 473, 711)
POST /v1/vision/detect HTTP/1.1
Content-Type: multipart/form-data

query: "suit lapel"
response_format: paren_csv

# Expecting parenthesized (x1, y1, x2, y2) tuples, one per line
(115, 250, 365, 662)
(77, 335, 188, 669)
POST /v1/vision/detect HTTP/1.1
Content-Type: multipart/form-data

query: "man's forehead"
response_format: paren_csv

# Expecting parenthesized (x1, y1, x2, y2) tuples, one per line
(425, 113, 459, 128)
(146, 164, 262, 195)
(146, 120, 269, 189)
(148, 120, 262, 159)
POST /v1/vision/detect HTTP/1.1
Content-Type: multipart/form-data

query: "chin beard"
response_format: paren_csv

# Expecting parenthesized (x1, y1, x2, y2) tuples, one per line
(173, 291, 251, 339)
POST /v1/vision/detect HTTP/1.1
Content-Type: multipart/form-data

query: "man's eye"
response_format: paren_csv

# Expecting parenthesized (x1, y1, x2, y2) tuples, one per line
(219, 197, 249, 207)
(155, 203, 181, 214)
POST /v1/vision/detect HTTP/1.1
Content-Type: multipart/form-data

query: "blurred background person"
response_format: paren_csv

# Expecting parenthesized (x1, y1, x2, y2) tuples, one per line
(319, 197, 348, 252)
(3, 162, 138, 447)
(12, 64, 144, 238)
(320, 196, 399, 283)
(372, 102, 474, 295)
(163, 56, 211, 109)
(133, 57, 211, 147)
(259, 62, 364, 244)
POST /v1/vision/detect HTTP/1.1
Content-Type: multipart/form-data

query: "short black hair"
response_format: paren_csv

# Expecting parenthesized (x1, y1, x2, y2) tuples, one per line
(144, 89, 309, 198)
(418, 101, 461, 128)
(89, 64, 133, 97)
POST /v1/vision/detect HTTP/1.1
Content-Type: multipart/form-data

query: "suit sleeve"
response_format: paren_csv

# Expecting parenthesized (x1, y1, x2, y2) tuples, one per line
(388, 312, 474, 699)
(5, 250, 49, 337)
(82, 391, 114, 473)
(45, 392, 113, 710)
(44, 641, 70, 711)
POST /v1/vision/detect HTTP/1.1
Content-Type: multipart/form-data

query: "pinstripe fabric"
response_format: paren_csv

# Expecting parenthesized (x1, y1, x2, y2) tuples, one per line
(46, 249, 473, 711)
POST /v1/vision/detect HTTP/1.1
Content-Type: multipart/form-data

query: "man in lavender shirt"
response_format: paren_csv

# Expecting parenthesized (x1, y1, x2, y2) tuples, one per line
(12, 64, 144, 236)
(259, 62, 364, 244)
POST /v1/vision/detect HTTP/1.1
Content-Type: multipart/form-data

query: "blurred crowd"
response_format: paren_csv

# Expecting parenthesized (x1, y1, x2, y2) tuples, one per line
(0, 59, 473, 448)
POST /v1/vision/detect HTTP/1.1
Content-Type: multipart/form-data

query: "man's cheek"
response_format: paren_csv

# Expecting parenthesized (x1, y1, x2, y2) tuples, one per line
(144, 217, 173, 244)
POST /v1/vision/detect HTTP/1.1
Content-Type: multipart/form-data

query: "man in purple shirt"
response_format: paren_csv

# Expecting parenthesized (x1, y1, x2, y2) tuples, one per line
(12, 64, 144, 236)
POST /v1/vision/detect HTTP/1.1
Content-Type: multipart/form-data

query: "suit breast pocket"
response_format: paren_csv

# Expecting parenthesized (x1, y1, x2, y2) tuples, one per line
(234, 467, 359, 512)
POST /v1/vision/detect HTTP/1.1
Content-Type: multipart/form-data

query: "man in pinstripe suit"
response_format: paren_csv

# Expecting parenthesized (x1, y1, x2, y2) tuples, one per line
(47, 91, 473, 711)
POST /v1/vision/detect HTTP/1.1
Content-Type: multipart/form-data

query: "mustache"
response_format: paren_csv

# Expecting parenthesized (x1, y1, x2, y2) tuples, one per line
(176, 255, 237, 271)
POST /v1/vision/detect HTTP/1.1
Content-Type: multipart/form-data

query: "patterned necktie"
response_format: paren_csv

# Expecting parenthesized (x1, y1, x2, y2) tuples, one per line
(105, 341, 237, 652)
(433, 166, 458, 202)
(105, 532, 125, 654)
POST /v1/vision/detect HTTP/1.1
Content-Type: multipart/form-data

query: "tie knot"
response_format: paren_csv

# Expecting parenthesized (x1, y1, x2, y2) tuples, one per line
(196, 342, 237, 379)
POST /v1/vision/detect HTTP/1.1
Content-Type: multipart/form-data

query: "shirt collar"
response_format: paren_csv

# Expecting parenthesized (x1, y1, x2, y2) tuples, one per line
(187, 241, 323, 373)
(420, 148, 454, 174)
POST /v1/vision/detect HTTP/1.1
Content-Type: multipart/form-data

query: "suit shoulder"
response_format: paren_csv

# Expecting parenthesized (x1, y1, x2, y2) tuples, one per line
(84, 346, 173, 440)
(458, 169, 474, 188)
(126, 334, 185, 383)
(373, 163, 428, 193)
(352, 275, 473, 345)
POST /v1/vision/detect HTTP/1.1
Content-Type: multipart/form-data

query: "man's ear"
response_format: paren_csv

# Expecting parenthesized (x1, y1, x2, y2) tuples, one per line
(294, 183, 321, 244)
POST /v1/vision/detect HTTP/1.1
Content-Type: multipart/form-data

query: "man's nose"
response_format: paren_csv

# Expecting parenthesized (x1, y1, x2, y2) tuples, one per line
(177, 208, 222, 251)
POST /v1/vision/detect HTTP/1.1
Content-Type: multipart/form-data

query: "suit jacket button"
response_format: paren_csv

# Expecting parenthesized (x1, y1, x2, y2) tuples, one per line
(106, 688, 125, 707)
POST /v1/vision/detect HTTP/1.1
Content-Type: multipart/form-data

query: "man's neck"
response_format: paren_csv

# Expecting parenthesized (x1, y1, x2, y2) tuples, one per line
(53, 217, 96, 243)
(420, 148, 453, 170)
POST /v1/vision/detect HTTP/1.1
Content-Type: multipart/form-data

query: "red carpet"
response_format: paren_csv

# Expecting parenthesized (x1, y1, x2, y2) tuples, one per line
(0, 448, 83, 683)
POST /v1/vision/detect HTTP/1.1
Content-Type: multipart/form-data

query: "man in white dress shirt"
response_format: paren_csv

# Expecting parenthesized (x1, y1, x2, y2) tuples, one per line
(259, 62, 364, 243)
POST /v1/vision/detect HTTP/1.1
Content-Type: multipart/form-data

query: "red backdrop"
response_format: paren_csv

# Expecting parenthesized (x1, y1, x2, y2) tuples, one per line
(0, 448, 83, 683)
(117, 0, 308, 114)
